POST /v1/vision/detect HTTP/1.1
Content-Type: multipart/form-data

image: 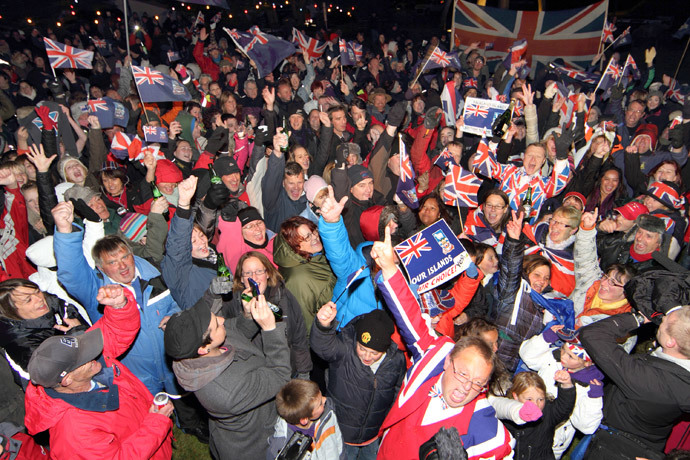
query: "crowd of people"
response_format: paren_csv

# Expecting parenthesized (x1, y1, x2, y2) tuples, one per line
(0, 4, 689, 460)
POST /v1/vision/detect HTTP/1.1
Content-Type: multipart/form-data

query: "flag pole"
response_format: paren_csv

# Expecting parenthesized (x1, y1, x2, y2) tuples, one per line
(450, 0, 457, 51)
(593, 56, 614, 94)
(130, 63, 151, 125)
(410, 46, 436, 88)
(600, 27, 629, 56)
(123, 0, 131, 57)
(596, 7, 608, 58)
(672, 35, 690, 83)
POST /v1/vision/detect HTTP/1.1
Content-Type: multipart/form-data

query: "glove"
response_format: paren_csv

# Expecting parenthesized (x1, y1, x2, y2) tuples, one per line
(423, 107, 443, 130)
(203, 182, 230, 209)
(554, 127, 574, 160)
(41, 126, 58, 158)
(669, 125, 684, 149)
(419, 427, 467, 460)
(206, 127, 229, 154)
(35, 106, 58, 131)
(519, 401, 543, 422)
(70, 198, 101, 223)
(219, 199, 241, 222)
(610, 84, 625, 101)
(465, 262, 478, 279)
(541, 327, 560, 344)
(208, 276, 233, 295)
(387, 101, 407, 128)
(544, 82, 558, 100)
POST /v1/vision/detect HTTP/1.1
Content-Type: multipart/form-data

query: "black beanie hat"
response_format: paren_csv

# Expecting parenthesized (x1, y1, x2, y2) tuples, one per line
(164, 299, 212, 359)
(355, 309, 394, 353)
(238, 207, 263, 226)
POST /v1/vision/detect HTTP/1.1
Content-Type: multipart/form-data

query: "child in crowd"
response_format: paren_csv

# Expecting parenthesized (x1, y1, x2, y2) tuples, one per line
(501, 371, 576, 460)
(519, 325, 604, 459)
(267, 379, 345, 460)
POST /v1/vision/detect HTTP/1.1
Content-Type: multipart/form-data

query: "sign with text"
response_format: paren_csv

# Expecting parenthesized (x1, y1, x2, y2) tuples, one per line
(394, 219, 471, 293)
(461, 97, 509, 136)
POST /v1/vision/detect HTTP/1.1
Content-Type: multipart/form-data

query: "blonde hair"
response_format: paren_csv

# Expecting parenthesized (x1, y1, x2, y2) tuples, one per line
(554, 205, 582, 229)
(508, 371, 548, 400)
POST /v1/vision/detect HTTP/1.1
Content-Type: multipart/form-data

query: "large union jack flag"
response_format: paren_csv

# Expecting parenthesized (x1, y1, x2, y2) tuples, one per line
(43, 38, 94, 69)
(443, 164, 481, 208)
(292, 28, 327, 60)
(453, 0, 607, 73)
(395, 233, 432, 265)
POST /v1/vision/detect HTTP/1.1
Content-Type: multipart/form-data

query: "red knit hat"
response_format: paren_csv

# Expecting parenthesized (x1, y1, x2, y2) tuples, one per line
(632, 123, 658, 151)
(155, 159, 183, 184)
(360, 205, 384, 242)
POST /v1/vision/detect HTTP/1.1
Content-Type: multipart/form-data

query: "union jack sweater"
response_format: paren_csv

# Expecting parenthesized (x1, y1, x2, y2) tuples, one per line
(376, 269, 514, 460)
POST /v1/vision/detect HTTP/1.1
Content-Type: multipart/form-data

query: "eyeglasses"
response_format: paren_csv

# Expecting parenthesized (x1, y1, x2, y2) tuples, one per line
(450, 360, 488, 393)
(601, 273, 624, 288)
(242, 268, 267, 278)
(484, 204, 506, 211)
(243, 221, 264, 231)
(548, 218, 573, 229)
(299, 230, 319, 242)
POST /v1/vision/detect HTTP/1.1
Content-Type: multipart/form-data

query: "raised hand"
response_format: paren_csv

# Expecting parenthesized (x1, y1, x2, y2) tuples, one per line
(316, 301, 337, 327)
(370, 225, 397, 279)
(51, 201, 75, 233)
(520, 83, 534, 106)
(320, 185, 348, 223)
(168, 120, 182, 139)
(199, 27, 208, 42)
(150, 196, 170, 214)
(53, 316, 82, 333)
(177, 175, 198, 207)
(262, 86, 275, 109)
(0, 168, 16, 187)
(506, 209, 524, 240)
(27, 143, 57, 173)
(554, 369, 573, 388)
(251, 294, 276, 331)
(318, 110, 331, 128)
(87, 115, 101, 130)
(96, 284, 127, 309)
(581, 208, 598, 229)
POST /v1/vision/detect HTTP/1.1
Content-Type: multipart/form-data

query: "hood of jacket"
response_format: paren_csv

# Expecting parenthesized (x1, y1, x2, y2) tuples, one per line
(172, 345, 236, 392)
(273, 232, 313, 269)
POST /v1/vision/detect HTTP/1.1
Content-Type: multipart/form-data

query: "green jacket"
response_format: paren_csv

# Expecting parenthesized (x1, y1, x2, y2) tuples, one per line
(273, 233, 336, 334)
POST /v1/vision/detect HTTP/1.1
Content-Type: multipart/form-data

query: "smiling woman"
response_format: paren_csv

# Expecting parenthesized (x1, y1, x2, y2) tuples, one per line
(0, 279, 88, 383)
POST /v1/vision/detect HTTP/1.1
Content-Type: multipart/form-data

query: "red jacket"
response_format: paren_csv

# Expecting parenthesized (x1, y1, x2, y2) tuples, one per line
(0, 187, 36, 281)
(24, 291, 173, 460)
(193, 41, 219, 82)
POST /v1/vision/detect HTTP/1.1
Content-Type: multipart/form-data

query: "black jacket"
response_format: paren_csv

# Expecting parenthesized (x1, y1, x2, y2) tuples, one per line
(310, 315, 406, 444)
(505, 385, 576, 460)
(580, 313, 690, 452)
(0, 293, 88, 385)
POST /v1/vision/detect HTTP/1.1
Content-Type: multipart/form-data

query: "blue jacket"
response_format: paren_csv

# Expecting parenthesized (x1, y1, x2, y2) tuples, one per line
(161, 208, 216, 309)
(54, 226, 181, 395)
(318, 216, 380, 329)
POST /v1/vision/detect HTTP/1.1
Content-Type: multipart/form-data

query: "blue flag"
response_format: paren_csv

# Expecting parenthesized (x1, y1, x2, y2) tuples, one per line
(143, 125, 169, 143)
(674, 17, 690, 39)
(394, 220, 471, 293)
(87, 97, 129, 129)
(131, 65, 191, 103)
(339, 39, 357, 66)
(227, 26, 296, 79)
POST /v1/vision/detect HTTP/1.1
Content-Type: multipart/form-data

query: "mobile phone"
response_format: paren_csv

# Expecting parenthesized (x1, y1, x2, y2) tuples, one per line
(248, 278, 260, 298)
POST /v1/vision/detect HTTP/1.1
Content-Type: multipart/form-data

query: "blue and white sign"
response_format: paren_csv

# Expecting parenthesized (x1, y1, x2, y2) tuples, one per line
(461, 97, 509, 136)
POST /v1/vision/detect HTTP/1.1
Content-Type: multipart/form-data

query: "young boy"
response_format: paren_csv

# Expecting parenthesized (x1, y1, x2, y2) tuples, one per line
(519, 325, 605, 459)
(267, 379, 345, 460)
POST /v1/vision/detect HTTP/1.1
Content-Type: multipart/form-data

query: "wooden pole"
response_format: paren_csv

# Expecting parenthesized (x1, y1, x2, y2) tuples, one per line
(672, 35, 690, 83)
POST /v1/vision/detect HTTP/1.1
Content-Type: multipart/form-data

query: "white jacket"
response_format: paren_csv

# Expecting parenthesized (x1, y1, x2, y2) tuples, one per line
(519, 332, 603, 459)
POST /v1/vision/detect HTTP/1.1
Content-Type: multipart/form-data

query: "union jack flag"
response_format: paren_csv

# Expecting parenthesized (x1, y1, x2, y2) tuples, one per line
(621, 54, 641, 81)
(395, 233, 432, 265)
(549, 62, 598, 86)
(396, 137, 419, 209)
(350, 42, 363, 62)
(596, 57, 622, 92)
(503, 38, 528, 68)
(430, 48, 451, 67)
(31, 110, 59, 130)
(247, 26, 270, 51)
(87, 99, 108, 112)
(463, 77, 478, 89)
(110, 132, 142, 161)
(513, 99, 524, 118)
(453, 0, 607, 74)
(471, 137, 497, 178)
(443, 164, 481, 208)
(43, 38, 93, 69)
(648, 181, 685, 210)
(665, 78, 687, 103)
(420, 288, 456, 318)
(132, 66, 165, 86)
(91, 37, 106, 48)
(143, 125, 169, 143)
(601, 21, 616, 44)
(523, 222, 575, 296)
(465, 102, 489, 118)
(292, 28, 327, 60)
(433, 147, 458, 171)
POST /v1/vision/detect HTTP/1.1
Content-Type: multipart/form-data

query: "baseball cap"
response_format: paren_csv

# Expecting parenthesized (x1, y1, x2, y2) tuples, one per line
(28, 330, 104, 387)
(614, 201, 648, 221)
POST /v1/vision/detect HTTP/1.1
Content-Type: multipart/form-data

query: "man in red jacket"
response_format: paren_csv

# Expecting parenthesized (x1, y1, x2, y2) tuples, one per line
(23, 285, 174, 460)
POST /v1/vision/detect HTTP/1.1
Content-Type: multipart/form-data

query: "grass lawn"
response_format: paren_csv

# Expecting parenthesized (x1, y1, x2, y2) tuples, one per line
(172, 426, 212, 460)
